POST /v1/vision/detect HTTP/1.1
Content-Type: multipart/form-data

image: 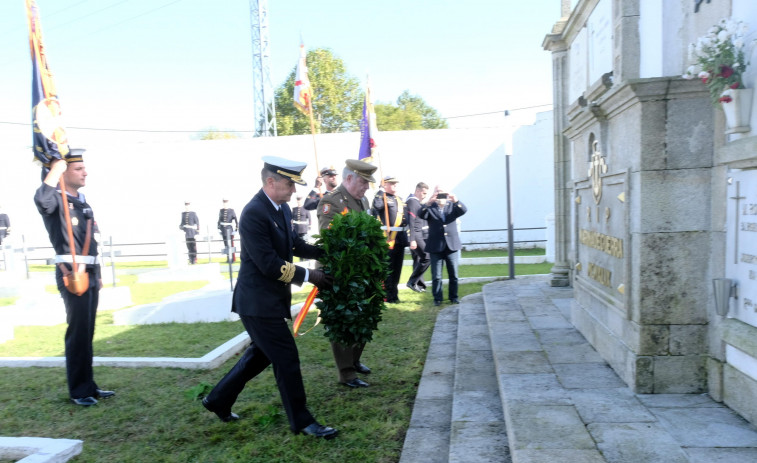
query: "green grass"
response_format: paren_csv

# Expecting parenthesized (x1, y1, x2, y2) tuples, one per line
(0, 296, 16, 307)
(0, 283, 486, 463)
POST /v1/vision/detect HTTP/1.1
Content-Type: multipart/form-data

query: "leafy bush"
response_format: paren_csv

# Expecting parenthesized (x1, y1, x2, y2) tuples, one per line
(315, 210, 389, 346)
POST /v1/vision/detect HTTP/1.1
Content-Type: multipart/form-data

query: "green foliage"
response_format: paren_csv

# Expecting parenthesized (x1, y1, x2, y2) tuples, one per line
(315, 211, 389, 346)
(184, 382, 213, 401)
(275, 48, 363, 135)
(194, 127, 241, 140)
(375, 90, 449, 131)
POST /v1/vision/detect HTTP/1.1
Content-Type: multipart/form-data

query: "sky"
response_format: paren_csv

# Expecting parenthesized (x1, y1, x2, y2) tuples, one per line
(0, 0, 560, 148)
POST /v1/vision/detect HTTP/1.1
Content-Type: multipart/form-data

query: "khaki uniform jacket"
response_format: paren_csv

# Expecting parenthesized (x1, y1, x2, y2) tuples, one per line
(316, 184, 370, 231)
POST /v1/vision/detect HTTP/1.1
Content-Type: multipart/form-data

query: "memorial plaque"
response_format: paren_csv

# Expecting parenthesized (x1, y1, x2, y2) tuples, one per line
(574, 141, 627, 299)
(725, 170, 757, 327)
(569, 27, 588, 104)
(587, 0, 612, 84)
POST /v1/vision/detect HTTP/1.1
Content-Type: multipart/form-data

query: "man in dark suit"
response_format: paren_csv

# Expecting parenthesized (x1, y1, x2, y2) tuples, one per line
(0, 205, 10, 246)
(405, 182, 430, 293)
(202, 156, 338, 439)
(420, 187, 467, 306)
(180, 201, 200, 264)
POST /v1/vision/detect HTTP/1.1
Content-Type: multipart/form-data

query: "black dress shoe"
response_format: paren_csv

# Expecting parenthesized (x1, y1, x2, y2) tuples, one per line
(434, 300, 442, 306)
(202, 397, 239, 422)
(71, 397, 98, 406)
(340, 378, 370, 388)
(406, 283, 423, 293)
(450, 299, 460, 304)
(386, 297, 401, 304)
(95, 389, 115, 399)
(297, 422, 338, 439)
(353, 362, 371, 374)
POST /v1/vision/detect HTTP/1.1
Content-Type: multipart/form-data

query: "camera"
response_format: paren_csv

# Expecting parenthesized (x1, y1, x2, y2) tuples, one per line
(437, 193, 448, 199)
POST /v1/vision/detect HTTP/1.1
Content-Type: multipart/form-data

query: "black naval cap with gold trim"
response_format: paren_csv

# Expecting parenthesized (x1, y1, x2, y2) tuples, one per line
(262, 156, 308, 186)
(345, 159, 377, 183)
(64, 148, 85, 163)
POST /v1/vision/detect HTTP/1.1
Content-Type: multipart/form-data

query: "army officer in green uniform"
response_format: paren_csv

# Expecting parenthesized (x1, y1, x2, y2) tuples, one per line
(317, 159, 377, 388)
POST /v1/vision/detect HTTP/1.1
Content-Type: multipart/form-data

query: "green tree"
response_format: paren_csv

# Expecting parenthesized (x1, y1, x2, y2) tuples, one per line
(374, 91, 449, 131)
(275, 48, 363, 135)
(194, 127, 241, 140)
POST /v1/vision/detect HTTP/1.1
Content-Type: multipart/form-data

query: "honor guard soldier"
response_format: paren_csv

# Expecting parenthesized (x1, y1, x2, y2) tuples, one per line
(291, 195, 311, 238)
(202, 156, 338, 439)
(217, 199, 238, 263)
(303, 166, 338, 211)
(0, 205, 10, 246)
(372, 175, 409, 304)
(317, 159, 377, 388)
(405, 182, 430, 292)
(180, 201, 200, 264)
(34, 151, 115, 406)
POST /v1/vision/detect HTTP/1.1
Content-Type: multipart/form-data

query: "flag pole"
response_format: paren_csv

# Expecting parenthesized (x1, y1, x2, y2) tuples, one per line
(306, 99, 322, 197)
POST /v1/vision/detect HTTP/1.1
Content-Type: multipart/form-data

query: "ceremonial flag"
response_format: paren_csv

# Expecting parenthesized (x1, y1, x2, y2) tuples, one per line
(293, 43, 311, 115)
(358, 81, 378, 161)
(26, 0, 69, 165)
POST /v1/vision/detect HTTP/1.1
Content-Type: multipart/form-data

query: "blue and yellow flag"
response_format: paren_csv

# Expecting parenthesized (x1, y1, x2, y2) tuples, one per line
(26, 0, 69, 165)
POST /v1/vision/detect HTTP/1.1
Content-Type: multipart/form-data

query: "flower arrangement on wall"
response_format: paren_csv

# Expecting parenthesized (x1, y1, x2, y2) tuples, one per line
(683, 18, 753, 106)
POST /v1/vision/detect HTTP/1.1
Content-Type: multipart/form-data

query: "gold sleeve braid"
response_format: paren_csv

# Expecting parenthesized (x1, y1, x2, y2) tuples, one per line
(278, 261, 296, 283)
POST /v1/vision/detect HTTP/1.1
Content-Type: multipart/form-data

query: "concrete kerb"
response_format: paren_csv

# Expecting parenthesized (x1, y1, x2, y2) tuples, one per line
(0, 437, 82, 463)
(0, 331, 251, 369)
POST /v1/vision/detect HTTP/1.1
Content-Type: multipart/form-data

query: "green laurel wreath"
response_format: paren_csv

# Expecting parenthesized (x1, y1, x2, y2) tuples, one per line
(315, 210, 389, 346)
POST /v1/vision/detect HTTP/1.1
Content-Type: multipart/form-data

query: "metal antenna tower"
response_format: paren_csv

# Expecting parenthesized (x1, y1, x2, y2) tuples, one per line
(250, 0, 277, 136)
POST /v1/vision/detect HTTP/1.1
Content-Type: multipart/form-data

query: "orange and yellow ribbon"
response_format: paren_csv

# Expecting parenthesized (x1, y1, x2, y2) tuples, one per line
(293, 286, 320, 337)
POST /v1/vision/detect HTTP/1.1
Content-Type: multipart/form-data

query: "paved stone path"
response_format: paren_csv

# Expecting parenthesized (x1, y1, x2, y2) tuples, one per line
(400, 275, 757, 463)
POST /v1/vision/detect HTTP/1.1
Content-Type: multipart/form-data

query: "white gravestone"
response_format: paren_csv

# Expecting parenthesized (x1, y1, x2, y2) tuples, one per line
(726, 170, 757, 327)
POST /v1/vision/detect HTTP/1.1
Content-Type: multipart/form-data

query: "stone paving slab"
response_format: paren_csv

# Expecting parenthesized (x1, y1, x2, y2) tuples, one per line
(505, 403, 596, 450)
(568, 388, 656, 423)
(650, 406, 757, 447)
(449, 422, 509, 463)
(588, 422, 690, 463)
(0, 437, 82, 463)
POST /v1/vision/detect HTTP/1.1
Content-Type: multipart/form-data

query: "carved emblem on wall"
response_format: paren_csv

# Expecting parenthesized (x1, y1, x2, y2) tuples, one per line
(588, 140, 607, 204)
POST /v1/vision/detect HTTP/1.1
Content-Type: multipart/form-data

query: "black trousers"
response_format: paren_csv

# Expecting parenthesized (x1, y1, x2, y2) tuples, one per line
(407, 240, 430, 288)
(57, 269, 99, 399)
(220, 228, 235, 262)
(385, 244, 406, 300)
(185, 237, 197, 263)
(204, 315, 315, 432)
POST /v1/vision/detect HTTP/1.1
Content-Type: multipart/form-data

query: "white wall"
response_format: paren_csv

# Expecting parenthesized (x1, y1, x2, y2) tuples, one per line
(0, 113, 554, 257)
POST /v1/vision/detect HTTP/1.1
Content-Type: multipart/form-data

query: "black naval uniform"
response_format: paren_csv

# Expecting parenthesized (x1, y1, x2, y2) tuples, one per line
(372, 191, 408, 303)
(0, 213, 9, 245)
(302, 189, 321, 211)
(291, 205, 311, 237)
(217, 207, 238, 262)
(203, 189, 323, 432)
(405, 193, 430, 290)
(34, 183, 102, 400)
(180, 211, 200, 264)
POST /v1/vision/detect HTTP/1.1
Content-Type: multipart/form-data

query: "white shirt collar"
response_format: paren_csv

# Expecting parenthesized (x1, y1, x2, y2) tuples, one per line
(263, 191, 281, 211)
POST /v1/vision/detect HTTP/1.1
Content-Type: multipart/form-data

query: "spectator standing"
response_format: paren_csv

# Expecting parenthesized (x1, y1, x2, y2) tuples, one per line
(420, 187, 467, 306)
(405, 182, 430, 293)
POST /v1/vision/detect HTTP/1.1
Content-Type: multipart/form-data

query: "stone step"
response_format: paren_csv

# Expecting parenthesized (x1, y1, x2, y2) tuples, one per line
(449, 293, 510, 463)
(399, 305, 458, 463)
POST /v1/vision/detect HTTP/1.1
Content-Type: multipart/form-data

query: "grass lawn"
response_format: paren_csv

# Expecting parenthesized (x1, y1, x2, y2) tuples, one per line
(0, 282, 487, 463)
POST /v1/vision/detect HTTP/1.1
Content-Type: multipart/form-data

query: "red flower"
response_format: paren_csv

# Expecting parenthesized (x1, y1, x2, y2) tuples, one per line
(719, 95, 733, 103)
(730, 82, 741, 89)
(719, 65, 734, 78)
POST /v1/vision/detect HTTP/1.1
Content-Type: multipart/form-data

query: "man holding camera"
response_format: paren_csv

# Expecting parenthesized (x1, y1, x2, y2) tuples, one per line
(420, 187, 467, 306)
